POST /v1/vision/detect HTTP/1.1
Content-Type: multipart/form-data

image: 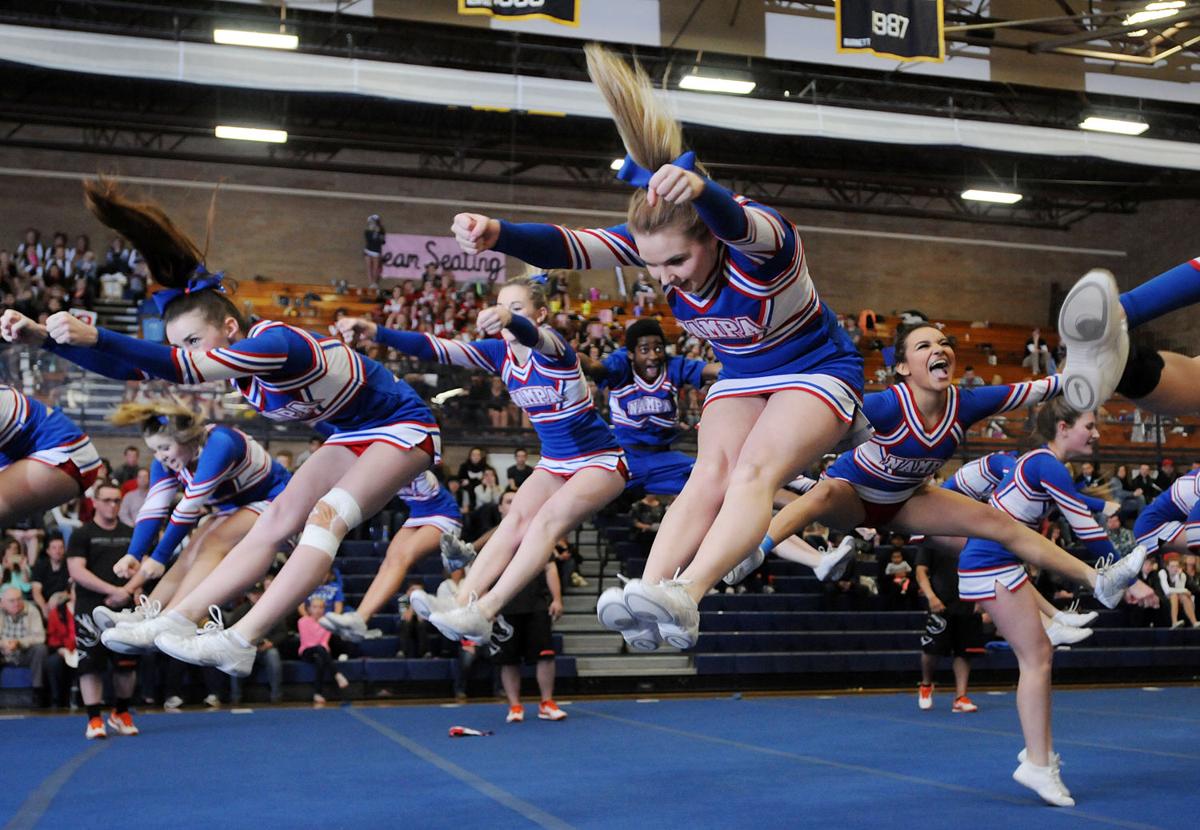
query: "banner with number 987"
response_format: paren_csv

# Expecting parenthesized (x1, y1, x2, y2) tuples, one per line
(836, 0, 944, 62)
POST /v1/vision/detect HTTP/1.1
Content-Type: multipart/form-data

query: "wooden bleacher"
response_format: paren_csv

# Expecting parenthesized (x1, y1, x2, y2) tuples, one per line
(230, 279, 379, 332)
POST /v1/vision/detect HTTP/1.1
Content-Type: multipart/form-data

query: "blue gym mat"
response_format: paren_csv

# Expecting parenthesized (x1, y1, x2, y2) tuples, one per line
(2, 687, 1196, 830)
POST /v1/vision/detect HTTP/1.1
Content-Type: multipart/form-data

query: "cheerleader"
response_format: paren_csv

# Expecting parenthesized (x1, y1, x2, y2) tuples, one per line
(319, 470, 462, 642)
(956, 400, 1152, 805)
(1133, 469, 1200, 558)
(0, 178, 438, 676)
(0, 383, 102, 528)
(334, 273, 627, 643)
(448, 44, 867, 648)
(92, 402, 290, 654)
(1058, 260, 1200, 415)
(727, 323, 1149, 612)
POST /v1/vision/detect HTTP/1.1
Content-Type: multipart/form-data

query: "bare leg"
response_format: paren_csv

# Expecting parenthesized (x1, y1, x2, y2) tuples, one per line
(641, 397, 761, 583)
(457, 471, 561, 600)
(232, 442, 432, 641)
(1182, 594, 1199, 625)
(920, 652, 937, 686)
(535, 658, 555, 702)
(678, 392, 851, 602)
(501, 664, 521, 706)
(952, 656, 970, 698)
(891, 487, 1100, 590)
(171, 446, 359, 622)
(767, 478, 865, 544)
(476, 467, 624, 618)
(982, 582, 1053, 767)
(0, 461, 82, 526)
(356, 525, 441, 621)
(1134, 352, 1200, 417)
(164, 509, 260, 611)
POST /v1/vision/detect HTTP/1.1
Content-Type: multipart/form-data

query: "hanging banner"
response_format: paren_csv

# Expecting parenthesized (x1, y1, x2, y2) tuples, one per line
(457, 0, 580, 26)
(381, 234, 507, 283)
(837, 0, 945, 62)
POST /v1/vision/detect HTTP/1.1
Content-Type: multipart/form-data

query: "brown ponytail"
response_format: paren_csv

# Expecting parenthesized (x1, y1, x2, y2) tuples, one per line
(83, 177, 204, 289)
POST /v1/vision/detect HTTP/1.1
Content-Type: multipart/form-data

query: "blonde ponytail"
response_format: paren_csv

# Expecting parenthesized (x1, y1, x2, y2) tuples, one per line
(111, 400, 207, 444)
(584, 44, 710, 240)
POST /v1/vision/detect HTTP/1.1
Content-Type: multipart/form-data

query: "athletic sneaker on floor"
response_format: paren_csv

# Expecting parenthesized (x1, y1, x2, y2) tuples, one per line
(107, 710, 139, 735)
(538, 700, 567, 721)
(951, 695, 978, 713)
(506, 705, 524, 723)
(918, 683, 934, 711)
(85, 716, 107, 740)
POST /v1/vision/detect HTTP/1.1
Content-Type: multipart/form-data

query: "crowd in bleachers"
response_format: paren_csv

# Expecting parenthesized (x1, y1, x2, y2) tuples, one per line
(4, 215, 1200, 716)
(2, 227, 150, 319)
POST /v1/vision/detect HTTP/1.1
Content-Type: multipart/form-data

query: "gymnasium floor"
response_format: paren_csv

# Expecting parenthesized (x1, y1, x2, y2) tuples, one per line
(2, 686, 1195, 830)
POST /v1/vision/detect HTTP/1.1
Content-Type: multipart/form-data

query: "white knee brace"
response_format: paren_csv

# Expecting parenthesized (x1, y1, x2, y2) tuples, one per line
(298, 487, 365, 558)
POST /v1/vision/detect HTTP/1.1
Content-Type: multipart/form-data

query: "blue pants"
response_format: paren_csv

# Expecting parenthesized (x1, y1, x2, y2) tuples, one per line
(624, 448, 695, 496)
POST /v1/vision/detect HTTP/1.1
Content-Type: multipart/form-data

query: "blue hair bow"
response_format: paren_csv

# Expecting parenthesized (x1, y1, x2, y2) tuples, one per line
(614, 150, 697, 189)
(150, 266, 226, 316)
(528, 273, 549, 285)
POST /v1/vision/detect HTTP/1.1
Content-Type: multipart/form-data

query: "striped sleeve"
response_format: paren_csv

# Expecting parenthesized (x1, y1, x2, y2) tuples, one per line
(375, 327, 504, 373)
(692, 180, 791, 261)
(150, 431, 241, 563)
(94, 327, 291, 384)
(128, 460, 179, 560)
(496, 221, 641, 270)
(960, 375, 1062, 423)
(0, 387, 27, 449)
(1037, 455, 1115, 557)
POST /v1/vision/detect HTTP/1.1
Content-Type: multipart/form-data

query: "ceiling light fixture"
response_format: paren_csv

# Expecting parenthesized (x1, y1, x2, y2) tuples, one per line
(214, 125, 288, 143)
(961, 189, 1023, 204)
(1079, 115, 1150, 135)
(213, 29, 298, 50)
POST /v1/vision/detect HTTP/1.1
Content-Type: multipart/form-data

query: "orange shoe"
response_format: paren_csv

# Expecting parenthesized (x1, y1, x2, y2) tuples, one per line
(107, 710, 140, 736)
(538, 699, 567, 721)
(952, 695, 978, 713)
(917, 684, 933, 711)
(506, 705, 524, 723)
(85, 716, 107, 740)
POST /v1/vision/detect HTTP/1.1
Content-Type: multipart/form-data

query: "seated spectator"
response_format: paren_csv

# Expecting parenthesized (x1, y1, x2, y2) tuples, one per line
(114, 446, 140, 484)
(301, 567, 345, 617)
(1074, 461, 1100, 489)
(42, 584, 76, 708)
(1109, 464, 1144, 520)
(297, 597, 350, 705)
(1131, 463, 1162, 501)
(30, 534, 69, 619)
(1, 586, 47, 705)
(632, 272, 658, 310)
(474, 468, 503, 508)
(274, 450, 294, 472)
(552, 537, 586, 589)
(506, 447, 533, 491)
(457, 447, 494, 511)
(631, 492, 665, 546)
(2, 540, 32, 599)
(1022, 328, 1056, 375)
(118, 469, 150, 526)
(1159, 553, 1199, 629)
(958, 366, 984, 387)
(1105, 514, 1136, 557)
(882, 543, 915, 610)
(48, 498, 83, 544)
(842, 315, 862, 347)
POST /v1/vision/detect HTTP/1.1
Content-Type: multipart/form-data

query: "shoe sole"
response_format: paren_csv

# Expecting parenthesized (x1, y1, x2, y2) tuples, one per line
(410, 592, 435, 621)
(537, 713, 567, 721)
(658, 623, 697, 650)
(1058, 270, 1125, 411)
(624, 630, 662, 652)
(320, 616, 366, 642)
(622, 582, 675, 625)
(1012, 767, 1075, 807)
(596, 590, 638, 631)
(100, 631, 159, 655)
(155, 634, 255, 678)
